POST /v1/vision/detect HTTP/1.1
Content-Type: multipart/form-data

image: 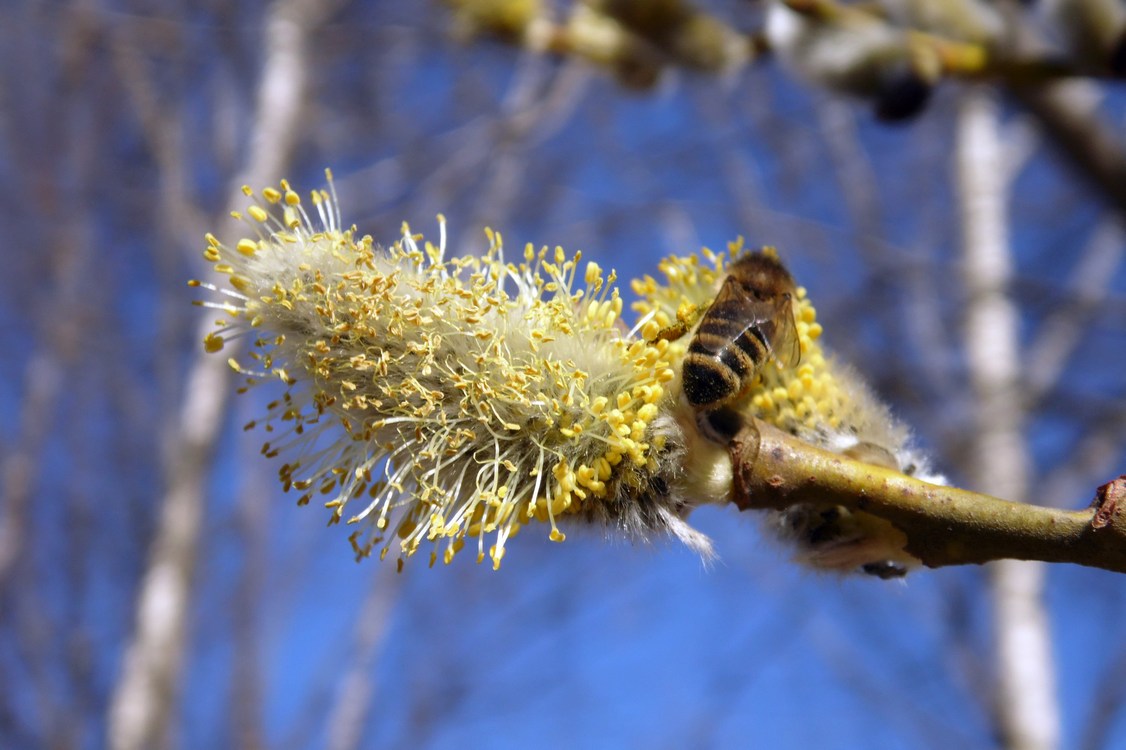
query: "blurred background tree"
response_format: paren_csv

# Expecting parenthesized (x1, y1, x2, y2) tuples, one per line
(2, 1, 1125, 749)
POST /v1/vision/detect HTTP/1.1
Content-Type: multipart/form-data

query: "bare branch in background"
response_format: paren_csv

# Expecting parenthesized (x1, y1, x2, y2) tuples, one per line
(0, 0, 100, 603)
(1010, 81, 1126, 224)
(230, 416, 270, 750)
(446, 0, 758, 87)
(324, 565, 400, 750)
(2, 317, 75, 746)
(107, 1, 337, 748)
(1039, 406, 1126, 511)
(454, 54, 591, 251)
(446, 0, 1126, 229)
(704, 88, 787, 245)
(811, 97, 909, 365)
(0, 350, 62, 592)
(110, 21, 205, 245)
(1024, 217, 1125, 409)
(0, 2, 106, 743)
(1078, 643, 1126, 750)
(810, 615, 980, 749)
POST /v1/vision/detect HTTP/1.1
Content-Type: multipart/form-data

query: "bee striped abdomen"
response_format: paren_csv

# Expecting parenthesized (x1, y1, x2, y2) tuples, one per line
(682, 300, 771, 408)
(679, 250, 799, 417)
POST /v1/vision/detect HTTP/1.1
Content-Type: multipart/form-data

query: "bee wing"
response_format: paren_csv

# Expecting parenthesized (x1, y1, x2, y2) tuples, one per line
(775, 295, 801, 369)
(717, 278, 800, 371)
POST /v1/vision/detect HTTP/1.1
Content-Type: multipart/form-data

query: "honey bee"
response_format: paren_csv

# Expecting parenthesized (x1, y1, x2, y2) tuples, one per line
(677, 251, 801, 441)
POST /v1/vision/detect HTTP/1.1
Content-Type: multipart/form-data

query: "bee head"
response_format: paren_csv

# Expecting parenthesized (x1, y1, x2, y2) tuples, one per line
(728, 250, 796, 298)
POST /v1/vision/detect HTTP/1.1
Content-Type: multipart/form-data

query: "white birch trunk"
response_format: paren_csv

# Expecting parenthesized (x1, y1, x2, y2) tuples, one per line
(107, 1, 328, 747)
(956, 87, 1059, 750)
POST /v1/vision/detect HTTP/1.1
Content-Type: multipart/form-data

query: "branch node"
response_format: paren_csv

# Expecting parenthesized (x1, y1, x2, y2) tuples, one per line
(1090, 475, 1126, 530)
(728, 421, 761, 510)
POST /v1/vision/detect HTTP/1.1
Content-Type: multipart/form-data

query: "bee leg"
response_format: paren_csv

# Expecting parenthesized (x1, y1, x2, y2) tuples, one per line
(861, 561, 909, 579)
(651, 302, 703, 343)
(698, 406, 744, 445)
(651, 320, 690, 343)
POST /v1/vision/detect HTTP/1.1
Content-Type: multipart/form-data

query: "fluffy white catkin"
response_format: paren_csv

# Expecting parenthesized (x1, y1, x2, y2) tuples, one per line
(195, 174, 940, 575)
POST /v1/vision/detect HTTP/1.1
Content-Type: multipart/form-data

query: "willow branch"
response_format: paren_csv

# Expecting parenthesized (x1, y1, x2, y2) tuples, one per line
(728, 418, 1126, 574)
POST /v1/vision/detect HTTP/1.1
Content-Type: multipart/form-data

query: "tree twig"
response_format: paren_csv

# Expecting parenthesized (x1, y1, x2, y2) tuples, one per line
(728, 418, 1126, 574)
